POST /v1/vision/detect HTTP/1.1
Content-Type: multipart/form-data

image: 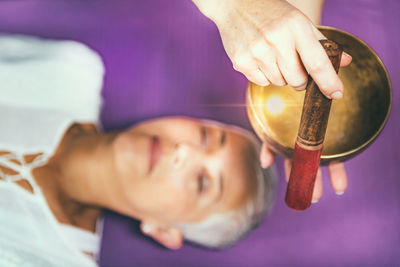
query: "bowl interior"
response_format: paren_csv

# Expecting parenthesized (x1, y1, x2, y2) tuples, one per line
(247, 27, 391, 161)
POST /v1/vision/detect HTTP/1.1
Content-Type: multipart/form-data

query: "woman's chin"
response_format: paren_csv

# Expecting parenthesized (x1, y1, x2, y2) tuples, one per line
(112, 132, 148, 178)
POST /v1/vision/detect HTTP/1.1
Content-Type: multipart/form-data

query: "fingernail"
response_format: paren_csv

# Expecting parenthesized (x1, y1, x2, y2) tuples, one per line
(260, 158, 269, 169)
(312, 199, 319, 204)
(142, 224, 152, 234)
(331, 91, 343, 100)
(343, 52, 352, 59)
(336, 191, 344, 195)
(261, 163, 268, 169)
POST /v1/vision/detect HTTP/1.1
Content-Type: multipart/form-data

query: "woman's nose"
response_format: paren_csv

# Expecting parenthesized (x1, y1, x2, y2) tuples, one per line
(173, 143, 202, 169)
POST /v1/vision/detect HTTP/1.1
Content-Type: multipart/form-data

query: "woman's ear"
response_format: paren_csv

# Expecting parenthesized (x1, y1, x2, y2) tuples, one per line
(140, 221, 183, 250)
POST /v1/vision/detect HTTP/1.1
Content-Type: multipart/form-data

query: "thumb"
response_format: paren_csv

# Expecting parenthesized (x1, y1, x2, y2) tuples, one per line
(340, 52, 352, 67)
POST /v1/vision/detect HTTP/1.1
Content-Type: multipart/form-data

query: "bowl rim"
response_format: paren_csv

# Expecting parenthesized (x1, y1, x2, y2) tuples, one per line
(318, 26, 392, 160)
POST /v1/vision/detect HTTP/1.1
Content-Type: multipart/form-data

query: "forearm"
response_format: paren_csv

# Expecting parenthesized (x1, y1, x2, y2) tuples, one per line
(192, 0, 325, 25)
(286, 0, 324, 24)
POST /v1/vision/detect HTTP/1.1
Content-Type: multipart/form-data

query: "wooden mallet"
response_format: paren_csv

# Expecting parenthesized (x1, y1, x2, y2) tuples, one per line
(285, 40, 343, 210)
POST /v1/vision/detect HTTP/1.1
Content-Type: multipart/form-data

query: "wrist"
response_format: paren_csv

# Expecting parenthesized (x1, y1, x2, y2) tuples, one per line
(192, 0, 229, 23)
(286, 0, 324, 25)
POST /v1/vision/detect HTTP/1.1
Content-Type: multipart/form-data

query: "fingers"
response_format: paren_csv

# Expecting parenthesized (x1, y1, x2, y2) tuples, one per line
(295, 25, 344, 100)
(276, 42, 308, 91)
(231, 21, 352, 101)
(232, 54, 270, 86)
(241, 31, 351, 96)
(258, 62, 286, 87)
(311, 168, 323, 203)
(328, 162, 348, 195)
(260, 143, 275, 168)
(251, 69, 270, 87)
(251, 41, 286, 86)
(247, 38, 307, 89)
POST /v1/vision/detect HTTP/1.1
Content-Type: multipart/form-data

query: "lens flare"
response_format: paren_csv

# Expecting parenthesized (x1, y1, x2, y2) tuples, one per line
(265, 96, 284, 115)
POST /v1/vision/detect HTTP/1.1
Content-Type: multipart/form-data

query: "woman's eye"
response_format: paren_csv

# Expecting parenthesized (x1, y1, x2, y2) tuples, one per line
(197, 173, 210, 194)
(200, 127, 208, 149)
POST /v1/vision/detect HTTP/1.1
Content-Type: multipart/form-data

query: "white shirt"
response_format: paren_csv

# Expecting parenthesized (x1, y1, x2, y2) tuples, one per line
(0, 35, 105, 266)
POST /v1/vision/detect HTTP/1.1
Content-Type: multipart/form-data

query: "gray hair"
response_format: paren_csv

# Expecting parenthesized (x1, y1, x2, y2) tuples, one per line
(176, 125, 277, 249)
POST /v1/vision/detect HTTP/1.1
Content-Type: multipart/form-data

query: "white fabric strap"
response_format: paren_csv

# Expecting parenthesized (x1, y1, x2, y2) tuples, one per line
(0, 153, 47, 194)
(0, 153, 22, 173)
(59, 224, 100, 254)
(0, 153, 100, 256)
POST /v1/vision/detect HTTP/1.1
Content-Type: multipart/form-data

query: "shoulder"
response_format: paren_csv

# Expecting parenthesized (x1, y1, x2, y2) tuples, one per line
(0, 34, 105, 122)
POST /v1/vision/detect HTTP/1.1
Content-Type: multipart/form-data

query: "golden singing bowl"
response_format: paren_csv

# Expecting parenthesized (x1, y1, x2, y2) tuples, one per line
(247, 26, 392, 164)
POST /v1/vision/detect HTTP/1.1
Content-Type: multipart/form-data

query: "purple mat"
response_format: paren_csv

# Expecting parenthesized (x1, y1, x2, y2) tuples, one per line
(0, 0, 399, 266)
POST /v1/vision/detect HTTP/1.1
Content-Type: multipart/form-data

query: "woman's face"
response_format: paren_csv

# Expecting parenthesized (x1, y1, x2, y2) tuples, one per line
(112, 117, 259, 224)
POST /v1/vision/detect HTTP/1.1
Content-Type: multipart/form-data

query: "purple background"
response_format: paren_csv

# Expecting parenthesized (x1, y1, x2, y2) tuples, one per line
(0, 0, 399, 266)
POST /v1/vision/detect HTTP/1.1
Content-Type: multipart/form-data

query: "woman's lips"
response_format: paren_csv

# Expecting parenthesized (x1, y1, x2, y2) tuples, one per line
(149, 136, 162, 173)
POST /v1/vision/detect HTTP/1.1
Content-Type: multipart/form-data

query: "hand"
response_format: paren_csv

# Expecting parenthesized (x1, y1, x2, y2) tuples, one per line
(193, 0, 352, 99)
(260, 143, 348, 203)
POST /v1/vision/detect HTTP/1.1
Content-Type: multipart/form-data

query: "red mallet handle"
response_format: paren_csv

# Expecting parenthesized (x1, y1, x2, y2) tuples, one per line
(285, 40, 343, 210)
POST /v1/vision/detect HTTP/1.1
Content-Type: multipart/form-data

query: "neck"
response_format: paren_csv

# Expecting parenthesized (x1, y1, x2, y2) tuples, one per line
(34, 125, 120, 231)
(55, 129, 119, 207)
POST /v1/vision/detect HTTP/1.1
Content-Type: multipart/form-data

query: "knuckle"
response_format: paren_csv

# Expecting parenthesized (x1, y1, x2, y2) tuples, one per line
(287, 12, 310, 33)
(263, 27, 284, 44)
(292, 73, 308, 85)
(232, 60, 244, 72)
(232, 62, 240, 71)
(262, 11, 308, 45)
(321, 79, 339, 95)
(262, 18, 290, 43)
(308, 60, 325, 74)
(290, 78, 308, 89)
(231, 53, 252, 72)
(251, 70, 269, 86)
(249, 40, 266, 58)
(286, 9, 307, 24)
(269, 75, 286, 86)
